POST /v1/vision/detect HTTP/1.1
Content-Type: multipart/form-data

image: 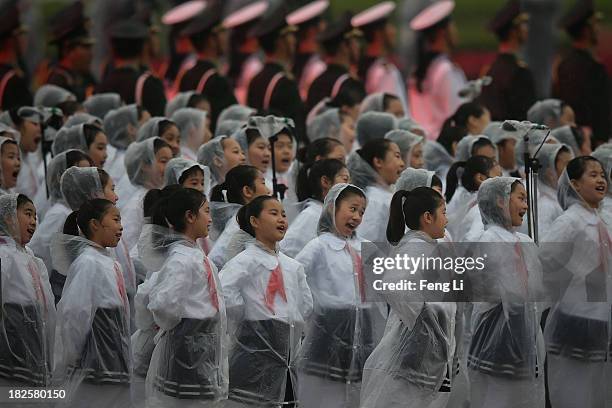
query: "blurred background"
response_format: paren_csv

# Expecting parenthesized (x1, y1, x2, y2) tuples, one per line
(25, 0, 612, 101)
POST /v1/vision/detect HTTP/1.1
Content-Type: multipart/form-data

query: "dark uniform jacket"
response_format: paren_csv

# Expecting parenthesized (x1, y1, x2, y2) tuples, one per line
(46, 65, 96, 102)
(0, 63, 32, 111)
(306, 63, 365, 115)
(554, 48, 611, 145)
(247, 62, 306, 143)
(480, 53, 536, 121)
(96, 65, 166, 117)
(178, 59, 237, 132)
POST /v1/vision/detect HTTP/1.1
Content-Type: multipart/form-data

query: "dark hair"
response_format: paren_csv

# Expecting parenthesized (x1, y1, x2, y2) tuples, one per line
(210, 164, 260, 204)
(57, 100, 83, 116)
(570, 126, 586, 151)
(136, 105, 147, 121)
(510, 179, 523, 193)
(111, 37, 145, 59)
(187, 93, 209, 108)
(0, 138, 18, 153)
(246, 128, 264, 146)
(83, 124, 104, 148)
(566, 156, 604, 181)
(554, 145, 572, 169)
(329, 85, 366, 110)
(63, 198, 115, 238)
(189, 30, 214, 53)
(452, 102, 486, 130)
(387, 187, 445, 243)
(150, 187, 207, 232)
(414, 17, 451, 92)
(259, 32, 279, 54)
(445, 155, 497, 202)
(437, 124, 468, 156)
(178, 165, 205, 185)
(431, 174, 443, 191)
(143, 185, 182, 218)
(361, 19, 389, 45)
(296, 158, 346, 202)
(236, 195, 279, 237)
(566, 21, 589, 41)
(16, 193, 33, 209)
(382, 93, 400, 111)
(336, 184, 366, 204)
(153, 138, 171, 155)
(65, 149, 94, 167)
(97, 168, 110, 190)
(358, 139, 394, 168)
(158, 119, 178, 137)
(471, 137, 495, 156)
(297, 137, 343, 164)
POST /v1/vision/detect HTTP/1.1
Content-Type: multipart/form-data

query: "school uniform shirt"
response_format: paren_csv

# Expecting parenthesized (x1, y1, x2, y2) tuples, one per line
(209, 216, 240, 270)
(466, 225, 546, 408)
(295, 232, 383, 392)
(28, 201, 72, 272)
(364, 57, 409, 116)
(54, 245, 131, 403)
(0, 237, 55, 387)
(144, 242, 228, 404)
(120, 186, 148, 252)
(541, 204, 612, 358)
(280, 200, 323, 258)
(360, 233, 457, 408)
(409, 54, 468, 140)
(15, 151, 42, 200)
(178, 59, 237, 132)
(219, 242, 313, 406)
(357, 184, 393, 243)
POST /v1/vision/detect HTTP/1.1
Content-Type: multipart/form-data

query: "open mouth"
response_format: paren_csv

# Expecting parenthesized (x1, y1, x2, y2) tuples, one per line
(26, 227, 35, 236)
(261, 159, 270, 166)
(99, 160, 106, 167)
(346, 222, 357, 232)
(518, 211, 526, 219)
(280, 158, 291, 166)
(115, 232, 123, 240)
(595, 185, 606, 194)
(276, 224, 286, 234)
(33, 137, 41, 145)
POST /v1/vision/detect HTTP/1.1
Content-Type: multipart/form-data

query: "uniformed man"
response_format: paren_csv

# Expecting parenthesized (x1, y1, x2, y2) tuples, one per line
(352, 1, 409, 116)
(480, 0, 535, 122)
(554, 0, 610, 146)
(96, 19, 166, 117)
(286, 0, 329, 100)
(0, 0, 32, 111)
(46, 1, 96, 102)
(177, 0, 237, 132)
(305, 11, 366, 115)
(224, 0, 268, 105)
(408, 0, 467, 139)
(246, 0, 306, 143)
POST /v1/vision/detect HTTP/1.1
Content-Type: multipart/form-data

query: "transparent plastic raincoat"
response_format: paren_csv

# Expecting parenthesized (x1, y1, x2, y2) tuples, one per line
(294, 184, 385, 408)
(0, 194, 55, 388)
(83, 92, 122, 120)
(540, 169, 612, 408)
(51, 234, 132, 407)
(171, 108, 208, 161)
(219, 239, 313, 406)
(103, 104, 140, 182)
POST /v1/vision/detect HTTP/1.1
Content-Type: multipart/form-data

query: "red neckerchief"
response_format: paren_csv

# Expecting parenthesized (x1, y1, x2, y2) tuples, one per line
(203, 256, 219, 311)
(265, 264, 287, 314)
(113, 262, 129, 310)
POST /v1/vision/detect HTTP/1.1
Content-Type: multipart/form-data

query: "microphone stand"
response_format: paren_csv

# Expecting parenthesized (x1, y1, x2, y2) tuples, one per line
(524, 128, 552, 244)
(269, 135, 287, 201)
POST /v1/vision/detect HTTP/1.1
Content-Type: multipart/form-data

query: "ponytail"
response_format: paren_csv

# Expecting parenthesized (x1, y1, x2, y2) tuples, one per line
(296, 159, 346, 202)
(446, 155, 497, 202)
(143, 185, 182, 218)
(150, 187, 206, 232)
(63, 199, 115, 238)
(445, 161, 466, 203)
(236, 195, 278, 237)
(210, 164, 259, 204)
(387, 187, 445, 243)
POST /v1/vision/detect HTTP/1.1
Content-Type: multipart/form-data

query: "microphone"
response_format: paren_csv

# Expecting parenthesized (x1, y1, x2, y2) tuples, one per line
(458, 76, 492, 100)
(502, 120, 549, 132)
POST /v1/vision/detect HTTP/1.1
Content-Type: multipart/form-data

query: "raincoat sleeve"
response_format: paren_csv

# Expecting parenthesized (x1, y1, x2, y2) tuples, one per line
(147, 257, 194, 331)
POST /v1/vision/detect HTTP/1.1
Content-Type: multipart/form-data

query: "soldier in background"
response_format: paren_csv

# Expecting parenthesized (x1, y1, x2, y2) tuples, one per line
(353, 1, 409, 116)
(287, 0, 329, 101)
(96, 18, 166, 116)
(554, 0, 610, 147)
(247, 0, 306, 143)
(480, 0, 536, 122)
(177, 0, 237, 131)
(305, 11, 365, 115)
(0, 0, 32, 111)
(45, 1, 96, 102)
